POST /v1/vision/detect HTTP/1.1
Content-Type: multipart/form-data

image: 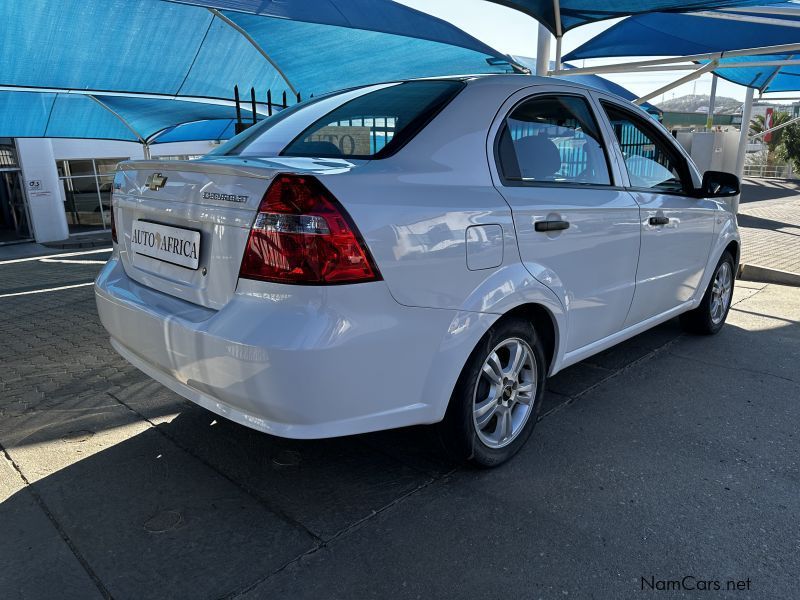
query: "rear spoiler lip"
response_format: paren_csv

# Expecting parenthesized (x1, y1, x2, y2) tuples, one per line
(118, 156, 364, 180)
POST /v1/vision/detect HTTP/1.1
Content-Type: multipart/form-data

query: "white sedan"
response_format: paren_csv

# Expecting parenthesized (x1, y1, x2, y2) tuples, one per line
(95, 75, 740, 466)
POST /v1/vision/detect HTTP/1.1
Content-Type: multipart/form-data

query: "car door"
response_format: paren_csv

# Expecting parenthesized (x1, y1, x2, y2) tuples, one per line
(488, 88, 641, 354)
(598, 99, 717, 327)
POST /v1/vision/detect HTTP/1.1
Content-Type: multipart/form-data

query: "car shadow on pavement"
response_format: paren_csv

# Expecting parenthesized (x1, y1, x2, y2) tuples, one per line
(737, 213, 800, 236)
(740, 179, 800, 204)
(3, 310, 797, 598)
(0, 394, 459, 598)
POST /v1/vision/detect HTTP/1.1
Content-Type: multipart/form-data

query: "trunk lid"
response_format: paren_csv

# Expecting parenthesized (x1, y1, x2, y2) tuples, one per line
(113, 156, 361, 310)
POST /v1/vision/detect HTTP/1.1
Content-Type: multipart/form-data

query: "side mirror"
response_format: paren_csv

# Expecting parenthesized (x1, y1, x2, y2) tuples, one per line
(699, 171, 740, 198)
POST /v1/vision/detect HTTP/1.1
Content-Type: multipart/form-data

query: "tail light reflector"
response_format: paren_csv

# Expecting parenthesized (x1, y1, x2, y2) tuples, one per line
(239, 174, 381, 284)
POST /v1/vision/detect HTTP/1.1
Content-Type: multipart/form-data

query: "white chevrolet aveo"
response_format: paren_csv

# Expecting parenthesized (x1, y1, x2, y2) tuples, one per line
(96, 75, 740, 466)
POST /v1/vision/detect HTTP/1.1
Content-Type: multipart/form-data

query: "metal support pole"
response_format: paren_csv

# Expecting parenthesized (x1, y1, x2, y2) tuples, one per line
(635, 61, 718, 105)
(250, 87, 257, 124)
(142, 144, 151, 160)
(706, 74, 718, 129)
(234, 85, 242, 125)
(552, 41, 800, 76)
(536, 23, 551, 76)
(554, 36, 563, 71)
(735, 86, 755, 214)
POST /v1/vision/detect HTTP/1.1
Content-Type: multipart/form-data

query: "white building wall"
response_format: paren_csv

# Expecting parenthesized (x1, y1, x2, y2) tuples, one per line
(16, 138, 69, 243)
(686, 131, 741, 176)
(48, 139, 218, 160)
(17, 137, 221, 243)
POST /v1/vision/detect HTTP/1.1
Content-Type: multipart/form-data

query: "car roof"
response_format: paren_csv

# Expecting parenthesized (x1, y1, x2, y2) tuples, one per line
(393, 73, 632, 100)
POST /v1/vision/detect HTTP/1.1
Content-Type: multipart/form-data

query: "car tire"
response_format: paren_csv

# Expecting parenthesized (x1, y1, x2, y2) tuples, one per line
(439, 317, 547, 467)
(680, 251, 736, 335)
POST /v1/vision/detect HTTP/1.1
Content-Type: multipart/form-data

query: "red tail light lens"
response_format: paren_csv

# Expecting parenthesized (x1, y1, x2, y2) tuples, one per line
(239, 174, 381, 284)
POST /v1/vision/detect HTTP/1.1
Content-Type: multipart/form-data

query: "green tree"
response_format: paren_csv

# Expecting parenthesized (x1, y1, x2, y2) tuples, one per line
(777, 122, 800, 172)
(750, 111, 792, 165)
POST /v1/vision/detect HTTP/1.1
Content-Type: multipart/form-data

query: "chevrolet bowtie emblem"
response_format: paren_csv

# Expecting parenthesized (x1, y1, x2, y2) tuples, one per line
(146, 173, 168, 191)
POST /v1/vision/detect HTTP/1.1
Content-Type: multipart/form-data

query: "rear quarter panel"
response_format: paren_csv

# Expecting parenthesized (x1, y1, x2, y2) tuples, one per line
(319, 78, 567, 372)
(319, 78, 543, 312)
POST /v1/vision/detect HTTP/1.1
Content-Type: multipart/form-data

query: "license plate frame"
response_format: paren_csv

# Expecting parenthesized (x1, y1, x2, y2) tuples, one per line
(131, 219, 201, 270)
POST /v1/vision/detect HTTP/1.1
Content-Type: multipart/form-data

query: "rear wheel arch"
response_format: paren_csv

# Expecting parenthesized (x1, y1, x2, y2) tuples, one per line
(725, 239, 740, 269)
(498, 303, 557, 373)
(442, 302, 558, 421)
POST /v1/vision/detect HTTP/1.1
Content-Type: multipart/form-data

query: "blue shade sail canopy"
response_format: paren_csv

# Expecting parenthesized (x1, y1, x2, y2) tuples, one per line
(512, 57, 662, 113)
(170, 0, 504, 57)
(562, 6, 800, 91)
(704, 54, 800, 91)
(482, 0, 784, 33)
(0, 92, 255, 143)
(563, 7, 800, 59)
(1, 0, 510, 102)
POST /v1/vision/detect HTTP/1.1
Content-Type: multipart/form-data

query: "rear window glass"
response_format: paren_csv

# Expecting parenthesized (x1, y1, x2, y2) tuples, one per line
(281, 80, 464, 159)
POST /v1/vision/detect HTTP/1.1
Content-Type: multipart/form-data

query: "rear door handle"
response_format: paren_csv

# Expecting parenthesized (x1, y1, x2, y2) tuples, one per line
(535, 220, 570, 232)
(649, 216, 670, 226)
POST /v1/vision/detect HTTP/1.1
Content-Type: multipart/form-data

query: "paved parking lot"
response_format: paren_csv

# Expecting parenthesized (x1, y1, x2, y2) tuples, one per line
(1, 249, 798, 599)
(739, 179, 800, 276)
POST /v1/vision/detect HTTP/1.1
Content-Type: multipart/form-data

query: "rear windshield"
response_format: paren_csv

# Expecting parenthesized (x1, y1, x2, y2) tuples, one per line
(279, 80, 464, 159)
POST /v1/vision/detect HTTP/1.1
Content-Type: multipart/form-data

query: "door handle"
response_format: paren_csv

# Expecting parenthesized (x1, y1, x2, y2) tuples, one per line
(535, 220, 570, 232)
(649, 216, 670, 226)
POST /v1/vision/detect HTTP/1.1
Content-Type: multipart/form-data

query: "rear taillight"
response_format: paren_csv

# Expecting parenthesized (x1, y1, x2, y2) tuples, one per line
(110, 204, 117, 244)
(239, 174, 381, 284)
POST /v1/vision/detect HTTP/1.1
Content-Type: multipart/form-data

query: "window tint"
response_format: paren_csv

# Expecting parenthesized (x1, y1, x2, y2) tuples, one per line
(497, 95, 611, 186)
(281, 80, 464, 159)
(602, 103, 688, 193)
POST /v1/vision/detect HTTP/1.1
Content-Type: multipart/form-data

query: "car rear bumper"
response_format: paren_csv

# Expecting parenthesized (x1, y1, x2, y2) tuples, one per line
(95, 257, 464, 438)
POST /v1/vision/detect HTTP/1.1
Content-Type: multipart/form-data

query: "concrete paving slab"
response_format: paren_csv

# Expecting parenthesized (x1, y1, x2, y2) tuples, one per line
(1, 408, 315, 600)
(671, 284, 800, 386)
(738, 191, 800, 276)
(110, 375, 453, 541)
(125, 401, 448, 541)
(245, 295, 800, 599)
(0, 455, 104, 600)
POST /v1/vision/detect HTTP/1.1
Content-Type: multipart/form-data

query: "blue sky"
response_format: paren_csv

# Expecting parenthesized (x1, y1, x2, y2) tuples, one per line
(399, 0, 796, 105)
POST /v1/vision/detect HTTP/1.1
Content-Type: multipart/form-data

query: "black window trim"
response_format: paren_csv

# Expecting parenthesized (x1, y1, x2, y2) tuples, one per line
(493, 91, 620, 191)
(599, 99, 695, 197)
(279, 79, 466, 161)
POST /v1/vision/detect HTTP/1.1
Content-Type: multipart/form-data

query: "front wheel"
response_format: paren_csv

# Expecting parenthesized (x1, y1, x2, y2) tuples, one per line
(680, 251, 736, 335)
(439, 318, 547, 467)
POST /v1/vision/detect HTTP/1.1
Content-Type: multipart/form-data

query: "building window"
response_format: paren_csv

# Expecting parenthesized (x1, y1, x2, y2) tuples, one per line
(1, 138, 32, 243)
(57, 158, 125, 234)
(0, 138, 20, 169)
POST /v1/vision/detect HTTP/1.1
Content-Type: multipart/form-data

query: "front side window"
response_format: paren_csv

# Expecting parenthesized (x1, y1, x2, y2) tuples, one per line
(497, 95, 611, 186)
(281, 80, 464, 159)
(602, 103, 689, 193)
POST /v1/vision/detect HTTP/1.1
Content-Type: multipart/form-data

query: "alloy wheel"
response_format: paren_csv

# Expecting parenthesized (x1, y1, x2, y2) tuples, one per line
(472, 337, 537, 449)
(710, 261, 733, 325)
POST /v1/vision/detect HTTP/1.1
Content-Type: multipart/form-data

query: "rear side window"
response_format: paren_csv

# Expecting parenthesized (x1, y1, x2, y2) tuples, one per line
(601, 102, 689, 193)
(281, 80, 464, 159)
(497, 95, 611, 186)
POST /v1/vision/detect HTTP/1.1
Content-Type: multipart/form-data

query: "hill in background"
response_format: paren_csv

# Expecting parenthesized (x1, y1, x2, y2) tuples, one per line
(656, 94, 742, 114)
